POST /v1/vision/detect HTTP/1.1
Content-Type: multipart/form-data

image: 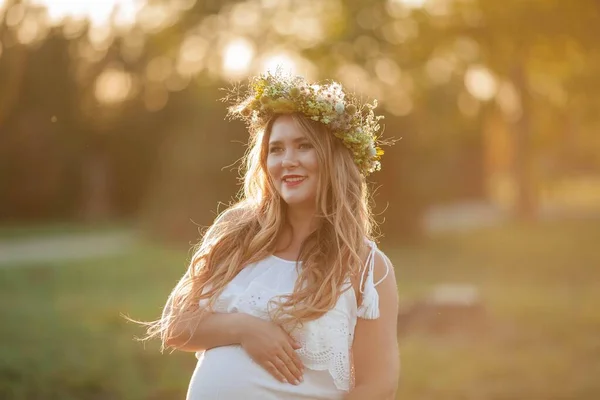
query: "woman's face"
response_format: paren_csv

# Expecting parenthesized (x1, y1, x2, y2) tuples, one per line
(266, 115, 320, 209)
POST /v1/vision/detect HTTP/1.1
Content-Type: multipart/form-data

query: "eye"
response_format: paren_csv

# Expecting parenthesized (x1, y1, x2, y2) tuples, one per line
(269, 146, 283, 153)
(299, 142, 313, 150)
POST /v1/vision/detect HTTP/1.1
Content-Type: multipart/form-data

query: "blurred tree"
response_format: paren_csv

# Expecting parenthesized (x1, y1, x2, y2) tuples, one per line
(0, 0, 27, 132)
(395, 0, 600, 219)
(1, 0, 599, 239)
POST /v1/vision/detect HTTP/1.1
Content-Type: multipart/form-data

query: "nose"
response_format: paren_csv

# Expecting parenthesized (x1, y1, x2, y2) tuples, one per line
(281, 150, 299, 168)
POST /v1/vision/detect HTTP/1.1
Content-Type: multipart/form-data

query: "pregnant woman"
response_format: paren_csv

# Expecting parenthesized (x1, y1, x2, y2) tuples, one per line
(142, 72, 400, 399)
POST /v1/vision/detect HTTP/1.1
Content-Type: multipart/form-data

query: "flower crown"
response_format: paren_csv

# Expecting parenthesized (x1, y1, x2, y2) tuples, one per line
(224, 71, 385, 176)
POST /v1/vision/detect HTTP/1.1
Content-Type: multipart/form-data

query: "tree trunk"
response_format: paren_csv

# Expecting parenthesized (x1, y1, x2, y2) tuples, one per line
(0, 15, 28, 132)
(80, 150, 112, 222)
(511, 61, 537, 220)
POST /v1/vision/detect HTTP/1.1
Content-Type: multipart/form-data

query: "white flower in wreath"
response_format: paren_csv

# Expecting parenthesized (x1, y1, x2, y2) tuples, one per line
(368, 144, 377, 157)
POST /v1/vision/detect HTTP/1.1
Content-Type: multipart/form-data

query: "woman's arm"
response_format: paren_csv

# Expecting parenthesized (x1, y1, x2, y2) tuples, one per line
(166, 308, 305, 385)
(165, 205, 250, 352)
(346, 251, 400, 400)
(162, 205, 304, 383)
(165, 310, 252, 351)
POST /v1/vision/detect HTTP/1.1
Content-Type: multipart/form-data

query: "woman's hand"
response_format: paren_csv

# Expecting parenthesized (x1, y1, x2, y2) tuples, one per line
(239, 314, 305, 385)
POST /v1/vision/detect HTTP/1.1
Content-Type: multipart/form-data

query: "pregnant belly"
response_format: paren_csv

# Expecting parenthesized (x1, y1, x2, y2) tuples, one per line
(186, 345, 343, 400)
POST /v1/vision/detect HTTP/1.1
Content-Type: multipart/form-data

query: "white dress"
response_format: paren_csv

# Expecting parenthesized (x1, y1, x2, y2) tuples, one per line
(186, 241, 390, 400)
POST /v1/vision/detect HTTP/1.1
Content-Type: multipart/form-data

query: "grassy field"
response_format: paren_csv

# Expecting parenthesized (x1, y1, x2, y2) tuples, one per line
(1, 218, 599, 399)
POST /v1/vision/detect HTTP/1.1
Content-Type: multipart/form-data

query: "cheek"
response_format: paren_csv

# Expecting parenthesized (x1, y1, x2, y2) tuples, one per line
(306, 151, 320, 173)
(266, 156, 280, 180)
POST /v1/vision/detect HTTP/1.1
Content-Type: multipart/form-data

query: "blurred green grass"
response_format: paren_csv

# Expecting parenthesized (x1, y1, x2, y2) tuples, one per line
(1, 218, 599, 399)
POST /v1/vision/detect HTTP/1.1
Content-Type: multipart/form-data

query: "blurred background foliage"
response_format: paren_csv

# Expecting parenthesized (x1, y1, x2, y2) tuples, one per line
(1, 0, 599, 238)
(1, 0, 599, 399)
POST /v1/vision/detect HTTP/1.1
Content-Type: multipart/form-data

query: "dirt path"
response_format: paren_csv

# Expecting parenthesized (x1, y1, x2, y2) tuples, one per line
(0, 231, 137, 267)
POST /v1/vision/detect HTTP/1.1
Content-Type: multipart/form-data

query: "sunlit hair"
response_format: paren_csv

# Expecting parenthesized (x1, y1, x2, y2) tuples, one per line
(142, 113, 376, 350)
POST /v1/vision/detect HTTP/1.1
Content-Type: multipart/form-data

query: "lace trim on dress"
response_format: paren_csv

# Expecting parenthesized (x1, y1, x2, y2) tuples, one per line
(294, 287, 356, 391)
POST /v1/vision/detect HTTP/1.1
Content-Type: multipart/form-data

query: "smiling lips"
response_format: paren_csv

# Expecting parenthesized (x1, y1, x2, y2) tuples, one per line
(282, 175, 307, 187)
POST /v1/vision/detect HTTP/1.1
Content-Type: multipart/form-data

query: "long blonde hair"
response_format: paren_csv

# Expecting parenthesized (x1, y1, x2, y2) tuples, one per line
(145, 113, 376, 349)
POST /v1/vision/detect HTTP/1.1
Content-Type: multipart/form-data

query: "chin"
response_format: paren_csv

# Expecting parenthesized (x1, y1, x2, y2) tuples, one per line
(279, 191, 315, 207)
(281, 195, 312, 206)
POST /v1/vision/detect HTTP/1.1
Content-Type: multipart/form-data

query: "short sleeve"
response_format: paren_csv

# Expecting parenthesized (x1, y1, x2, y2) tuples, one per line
(198, 283, 213, 308)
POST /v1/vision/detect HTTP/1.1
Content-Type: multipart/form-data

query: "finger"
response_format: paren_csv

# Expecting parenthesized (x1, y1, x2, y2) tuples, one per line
(284, 338, 304, 371)
(264, 361, 288, 383)
(283, 344, 304, 379)
(286, 333, 301, 349)
(273, 355, 300, 385)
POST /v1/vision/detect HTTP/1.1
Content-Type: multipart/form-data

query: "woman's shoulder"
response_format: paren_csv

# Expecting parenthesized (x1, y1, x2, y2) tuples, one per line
(358, 239, 393, 279)
(370, 244, 394, 285)
(214, 204, 253, 225)
(356, 241, 396, 291)
(348, 240, 394, 292)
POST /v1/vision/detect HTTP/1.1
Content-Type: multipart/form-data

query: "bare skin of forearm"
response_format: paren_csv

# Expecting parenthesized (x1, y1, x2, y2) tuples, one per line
(344, 385, 395, 400)
(166, 312, 252, 352)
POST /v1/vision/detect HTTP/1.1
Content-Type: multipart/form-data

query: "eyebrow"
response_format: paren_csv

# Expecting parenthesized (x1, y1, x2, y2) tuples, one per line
(268, 137, 310, 146)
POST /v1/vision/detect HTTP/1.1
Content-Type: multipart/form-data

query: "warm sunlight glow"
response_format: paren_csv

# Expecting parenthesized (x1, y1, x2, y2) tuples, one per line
(496, 81, 522, 121)
(29, 0, 141, 27)
(375, 58, 401, 86)
(177, 35, 208, 77)
(137, 3, 174, 33)
(426, 56, 456, 85)
(5, 3, 25, 28)
(229, 2, 260, 33)
(95, 67, 132, 104)
(146, 56, 172, 83)
(222, 38, 255, 77)
(465, 65, 498, 101)
(390, 0, 427, 9)
(261, 53, 297, 75)
(385, 91, 414, 117)
(16, 16, 41, 44)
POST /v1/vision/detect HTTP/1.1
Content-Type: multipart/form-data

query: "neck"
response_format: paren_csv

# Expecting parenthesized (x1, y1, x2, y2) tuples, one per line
(286, 205, 319, 239)
(276, 204, 319, 254)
